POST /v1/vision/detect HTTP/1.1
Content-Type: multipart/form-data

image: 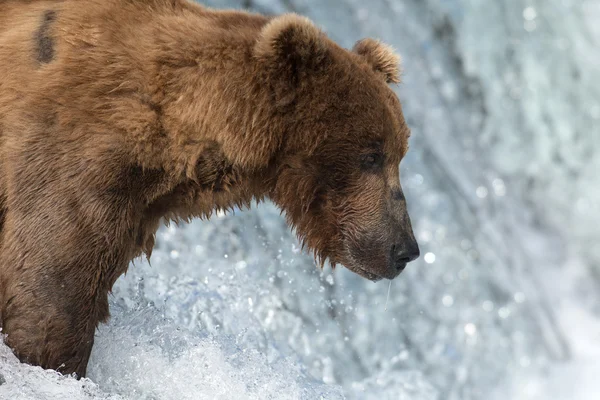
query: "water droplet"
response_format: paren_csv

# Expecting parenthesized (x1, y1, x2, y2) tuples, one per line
(514, 292, 526, 303)
(442, 295, 454, 307)
(476, 186, 489, 199)
(424, 252, 436, 264)
(464, 323, 477, 336)
(482, 301, 494, 312)
(492, 178, 507, 196)
(419, 230, 433, 243)
(413, 174, 424, 185)
(498, 307, 511, 319)
(523, 7, 537, 21)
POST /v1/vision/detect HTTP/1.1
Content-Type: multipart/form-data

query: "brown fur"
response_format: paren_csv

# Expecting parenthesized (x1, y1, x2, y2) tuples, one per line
(0, 0, 418, 377)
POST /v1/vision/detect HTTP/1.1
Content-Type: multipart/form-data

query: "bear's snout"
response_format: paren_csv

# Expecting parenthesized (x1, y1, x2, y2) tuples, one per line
(390, 240, 420, 275)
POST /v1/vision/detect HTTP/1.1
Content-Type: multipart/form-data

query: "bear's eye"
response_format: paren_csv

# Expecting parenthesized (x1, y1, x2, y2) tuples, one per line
(360, 152, 384, 171)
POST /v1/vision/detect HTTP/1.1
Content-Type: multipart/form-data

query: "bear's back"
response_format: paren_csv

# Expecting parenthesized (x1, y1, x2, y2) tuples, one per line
(0, 0, 270, 206)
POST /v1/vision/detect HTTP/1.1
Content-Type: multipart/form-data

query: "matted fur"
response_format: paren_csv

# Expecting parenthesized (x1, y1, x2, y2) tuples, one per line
(0, 0, 418, 377)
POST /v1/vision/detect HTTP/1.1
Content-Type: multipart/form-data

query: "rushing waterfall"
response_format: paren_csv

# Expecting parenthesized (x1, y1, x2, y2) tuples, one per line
(1, 1, 598, 399)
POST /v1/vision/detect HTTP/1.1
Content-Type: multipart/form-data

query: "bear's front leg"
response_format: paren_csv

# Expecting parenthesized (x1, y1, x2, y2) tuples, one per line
(1, 261, 106, 376)
(1, 283, 99, 377)
(0, 206, 135, 377)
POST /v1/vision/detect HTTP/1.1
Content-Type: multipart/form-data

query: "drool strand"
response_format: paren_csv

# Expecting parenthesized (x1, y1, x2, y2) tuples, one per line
(385, 280, 392, 311)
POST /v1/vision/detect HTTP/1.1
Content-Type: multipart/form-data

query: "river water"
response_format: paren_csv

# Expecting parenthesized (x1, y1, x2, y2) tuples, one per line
(1, 1, 598, 399)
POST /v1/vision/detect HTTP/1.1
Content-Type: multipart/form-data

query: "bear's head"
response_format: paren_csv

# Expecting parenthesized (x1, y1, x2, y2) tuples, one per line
(255, 15, 419, 281)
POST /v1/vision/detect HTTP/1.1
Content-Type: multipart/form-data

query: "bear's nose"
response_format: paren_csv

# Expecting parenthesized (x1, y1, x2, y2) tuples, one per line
(390, 242, 420, 272)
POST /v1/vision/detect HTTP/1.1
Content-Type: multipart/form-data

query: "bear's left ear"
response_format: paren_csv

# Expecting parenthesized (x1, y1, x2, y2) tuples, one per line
(353, 38, 402, 84)
(254, 14, 329, 108)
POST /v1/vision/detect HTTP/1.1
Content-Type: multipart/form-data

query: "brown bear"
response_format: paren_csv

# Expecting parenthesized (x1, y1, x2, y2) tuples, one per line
(0, 0, 419, 377)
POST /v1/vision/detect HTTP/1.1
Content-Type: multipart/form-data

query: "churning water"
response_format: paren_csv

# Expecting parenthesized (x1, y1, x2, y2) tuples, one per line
(1, 0, 599, 399)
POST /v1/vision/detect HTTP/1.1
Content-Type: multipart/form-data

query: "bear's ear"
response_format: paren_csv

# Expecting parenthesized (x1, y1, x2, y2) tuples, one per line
(255, 14, 329, 108)
(353, 38, 402, 84)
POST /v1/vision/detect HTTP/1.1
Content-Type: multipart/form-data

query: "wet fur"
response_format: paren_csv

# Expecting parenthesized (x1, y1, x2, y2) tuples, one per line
(0, 0, 414, 376)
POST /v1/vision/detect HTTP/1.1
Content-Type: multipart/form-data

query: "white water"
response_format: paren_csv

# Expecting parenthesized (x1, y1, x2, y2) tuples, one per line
(1, 0, 599, 399)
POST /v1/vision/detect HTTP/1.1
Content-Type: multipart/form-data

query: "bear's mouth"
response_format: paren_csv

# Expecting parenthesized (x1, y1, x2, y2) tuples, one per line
(347, 265, 384, 282)
(342, 242, 386, 281)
